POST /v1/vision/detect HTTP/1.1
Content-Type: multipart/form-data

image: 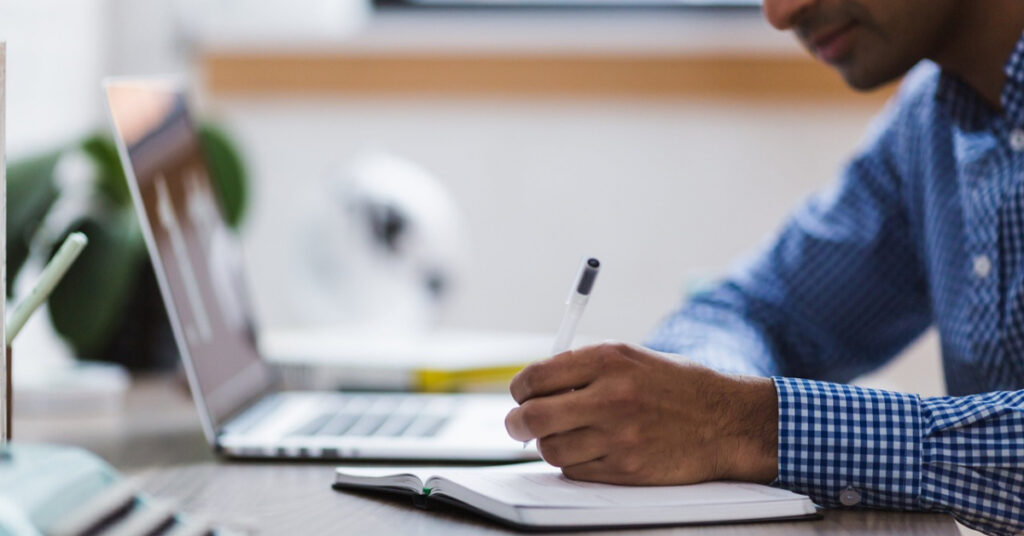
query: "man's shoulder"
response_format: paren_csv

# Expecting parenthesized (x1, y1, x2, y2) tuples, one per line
(858, 61, 946, 154)
(895, 61, 942, 106)
(884, 61, 948, 130)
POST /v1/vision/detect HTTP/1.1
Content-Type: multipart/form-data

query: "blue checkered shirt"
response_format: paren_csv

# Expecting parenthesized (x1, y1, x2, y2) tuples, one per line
(646, 37, 1024, 536)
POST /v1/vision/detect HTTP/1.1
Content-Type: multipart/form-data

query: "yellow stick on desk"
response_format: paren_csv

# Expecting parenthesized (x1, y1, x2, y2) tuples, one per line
(414, 364, 528, 393)
(5, 232, 88, 346)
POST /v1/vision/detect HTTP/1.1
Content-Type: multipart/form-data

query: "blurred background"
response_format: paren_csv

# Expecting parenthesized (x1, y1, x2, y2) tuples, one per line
(0, 0, 942, 399)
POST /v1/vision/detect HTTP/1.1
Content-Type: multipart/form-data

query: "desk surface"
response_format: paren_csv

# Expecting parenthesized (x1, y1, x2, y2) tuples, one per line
(18, 375, 960, 535)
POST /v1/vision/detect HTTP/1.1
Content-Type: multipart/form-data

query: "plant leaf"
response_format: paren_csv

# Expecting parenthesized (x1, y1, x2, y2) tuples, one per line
(47, 212, 146, 359)
(6, 152, 61, 296)
(198, 123, 247, 228)
(80, 133, 131, 208)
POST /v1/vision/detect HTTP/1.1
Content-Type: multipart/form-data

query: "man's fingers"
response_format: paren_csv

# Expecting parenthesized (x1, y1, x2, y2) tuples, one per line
(560, 457, 617, 483)
(510, 347, 607, 404)
(536, 427, 607, 468)
(561, 456, 648, 485)
(505, 389, 595, 441)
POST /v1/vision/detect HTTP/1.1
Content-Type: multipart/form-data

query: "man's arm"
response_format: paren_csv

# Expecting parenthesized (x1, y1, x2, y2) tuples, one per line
(505, 345, 1024, 536)
(646, 85, 933, 382)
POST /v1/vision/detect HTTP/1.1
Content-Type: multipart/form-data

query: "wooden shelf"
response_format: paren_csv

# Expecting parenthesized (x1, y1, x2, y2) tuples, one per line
(204, 52, 894, 102)
(199, 10, 895, 103)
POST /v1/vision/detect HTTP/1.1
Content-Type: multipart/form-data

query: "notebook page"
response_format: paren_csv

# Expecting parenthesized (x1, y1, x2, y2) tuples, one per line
(430, 462, 807, 508)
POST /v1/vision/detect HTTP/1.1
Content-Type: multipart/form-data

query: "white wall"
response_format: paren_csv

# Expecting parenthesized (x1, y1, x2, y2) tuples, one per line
(0, 0, 108, 157)
(216, 97, 854, 337)
(209, 94, 945, 396)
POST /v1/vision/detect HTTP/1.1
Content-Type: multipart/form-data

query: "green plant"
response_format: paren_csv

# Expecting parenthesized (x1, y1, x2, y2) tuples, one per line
(6, 123, 247, 368)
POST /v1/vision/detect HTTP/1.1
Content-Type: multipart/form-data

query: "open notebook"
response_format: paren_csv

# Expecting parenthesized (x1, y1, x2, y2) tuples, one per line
(333, 461, 819, 530)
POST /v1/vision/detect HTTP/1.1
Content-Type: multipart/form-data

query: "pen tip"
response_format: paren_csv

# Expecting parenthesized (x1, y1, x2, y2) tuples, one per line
(587, 258, 600, 268)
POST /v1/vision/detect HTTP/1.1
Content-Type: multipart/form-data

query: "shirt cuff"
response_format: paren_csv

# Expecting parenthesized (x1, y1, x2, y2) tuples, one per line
(772, 376, 923, 510)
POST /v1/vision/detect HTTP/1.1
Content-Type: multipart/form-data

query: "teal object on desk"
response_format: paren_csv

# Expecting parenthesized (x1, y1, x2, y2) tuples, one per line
(0, 443, 118, 535)
(0, 443, 230, 535)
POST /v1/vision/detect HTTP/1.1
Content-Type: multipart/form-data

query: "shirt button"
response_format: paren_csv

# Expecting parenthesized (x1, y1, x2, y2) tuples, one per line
(839, 486, 862, 506)
(973, 255, 992, 278)
(1011, 129, 1024, 151)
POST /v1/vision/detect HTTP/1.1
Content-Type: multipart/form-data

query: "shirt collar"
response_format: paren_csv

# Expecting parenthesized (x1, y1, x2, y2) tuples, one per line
(1000, 29, 1024, 126)
(936, 29, 1024, 129)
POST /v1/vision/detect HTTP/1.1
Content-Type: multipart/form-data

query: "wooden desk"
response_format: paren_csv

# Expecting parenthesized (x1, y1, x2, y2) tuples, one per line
(140, 462, 959, 536)
(18, 376, 959, 535)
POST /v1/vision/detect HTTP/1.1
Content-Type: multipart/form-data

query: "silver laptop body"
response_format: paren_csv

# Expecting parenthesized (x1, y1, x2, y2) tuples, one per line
(104, 77, 537, 461)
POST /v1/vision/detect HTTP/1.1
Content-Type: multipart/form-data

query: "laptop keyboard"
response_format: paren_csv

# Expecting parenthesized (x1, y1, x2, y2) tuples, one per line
(288, 395, 452, 439)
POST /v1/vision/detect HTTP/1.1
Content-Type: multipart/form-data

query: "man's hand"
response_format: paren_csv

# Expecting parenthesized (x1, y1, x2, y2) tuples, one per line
(505, 342, 779, 485)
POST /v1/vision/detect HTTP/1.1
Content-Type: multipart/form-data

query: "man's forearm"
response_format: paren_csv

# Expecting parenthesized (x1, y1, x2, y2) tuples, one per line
(646, 295, 782, 378)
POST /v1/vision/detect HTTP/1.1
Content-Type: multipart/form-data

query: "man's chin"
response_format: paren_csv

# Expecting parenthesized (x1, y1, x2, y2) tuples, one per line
(836, 64, 903, 92)
(832, 55, 915, 92)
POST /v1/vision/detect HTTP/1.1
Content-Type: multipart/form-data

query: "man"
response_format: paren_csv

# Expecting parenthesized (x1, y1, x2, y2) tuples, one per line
(504, 2, 1024, 535)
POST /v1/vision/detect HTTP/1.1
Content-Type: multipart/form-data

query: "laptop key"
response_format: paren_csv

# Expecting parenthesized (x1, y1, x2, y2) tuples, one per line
(402, 415, 449, 438)
(345, 413, 389, 436)
(341, 396, 372, 414)
(373, 413, 417, 437)
(317, 413, 360, 436)
(289, 413, 332, 436)
(396, 397, 425, 413)
(223, 394, 286, 435)
(423, 416, 449, 438)
(368, 396, 402, 414)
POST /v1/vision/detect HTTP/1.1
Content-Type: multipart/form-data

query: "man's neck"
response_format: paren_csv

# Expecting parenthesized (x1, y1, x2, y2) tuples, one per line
(929, 2, 1024, 110)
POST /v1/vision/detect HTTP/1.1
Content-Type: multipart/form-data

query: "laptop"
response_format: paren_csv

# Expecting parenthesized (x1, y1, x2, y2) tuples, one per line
(103, 77, 539, 461)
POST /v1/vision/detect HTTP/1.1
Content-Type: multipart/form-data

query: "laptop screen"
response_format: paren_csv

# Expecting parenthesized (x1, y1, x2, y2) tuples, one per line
(105, 79, 273, 436)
